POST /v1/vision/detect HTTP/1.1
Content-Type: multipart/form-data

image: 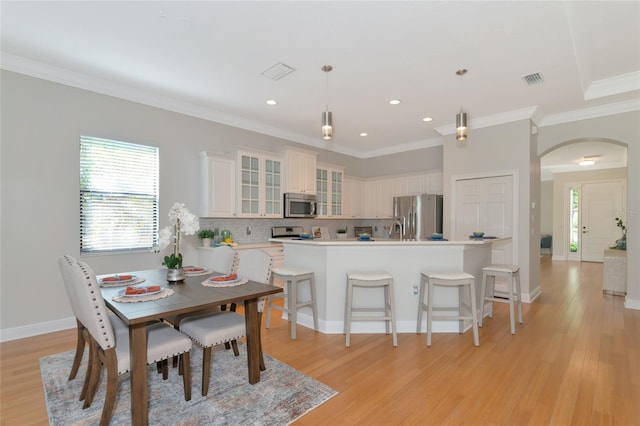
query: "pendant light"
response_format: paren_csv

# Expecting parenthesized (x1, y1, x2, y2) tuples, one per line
(455, 69, 468, 141)
(321, 65, 333, 140)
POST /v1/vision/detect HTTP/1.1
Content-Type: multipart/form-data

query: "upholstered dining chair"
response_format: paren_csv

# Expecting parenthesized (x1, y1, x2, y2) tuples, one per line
(175, 248, 273, 396)
(200, 244, 238, 275)
(58, 256, 128, 402)
(58, 255, 193, 425)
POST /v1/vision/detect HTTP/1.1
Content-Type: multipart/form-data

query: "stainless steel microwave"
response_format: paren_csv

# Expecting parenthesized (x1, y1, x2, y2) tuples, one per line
(284, 193, 317, 218)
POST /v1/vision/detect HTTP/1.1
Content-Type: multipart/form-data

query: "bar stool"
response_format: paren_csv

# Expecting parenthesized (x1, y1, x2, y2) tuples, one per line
(417, 272, 479, 347)
(265, 266, 318, 339)
(344, 271, 397, 347)
(480, 264, 523, 334)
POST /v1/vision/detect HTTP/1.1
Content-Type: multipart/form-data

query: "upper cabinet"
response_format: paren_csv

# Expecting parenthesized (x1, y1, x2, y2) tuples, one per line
(199, 152, 236, 217)
(283, 148, 317, 194)
(235, 150, 282, 218)
(316, 163, 344, 218)
(343, 176, 365, 218)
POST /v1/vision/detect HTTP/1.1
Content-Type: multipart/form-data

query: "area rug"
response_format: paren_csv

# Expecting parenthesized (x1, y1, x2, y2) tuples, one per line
(40, 345, 337, 425)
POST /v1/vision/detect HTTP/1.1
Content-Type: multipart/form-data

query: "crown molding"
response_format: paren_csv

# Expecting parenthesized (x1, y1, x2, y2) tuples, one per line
(359, 137, 444, 159)
(585, 71, 640, 100)
(540, 98, 640, 127)
(434, 106, 539, 136)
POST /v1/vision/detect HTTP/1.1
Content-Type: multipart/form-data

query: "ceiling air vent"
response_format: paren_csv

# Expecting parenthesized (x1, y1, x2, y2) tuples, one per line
(521, 72, 544, 86)
(261, 63, 295, 80)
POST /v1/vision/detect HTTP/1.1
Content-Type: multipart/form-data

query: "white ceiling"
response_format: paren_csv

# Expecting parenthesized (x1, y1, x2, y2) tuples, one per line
(1, 1, 637, 175)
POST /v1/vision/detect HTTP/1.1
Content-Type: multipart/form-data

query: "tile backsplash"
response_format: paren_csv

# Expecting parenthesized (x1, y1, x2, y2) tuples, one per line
(199, 218, 394, 243)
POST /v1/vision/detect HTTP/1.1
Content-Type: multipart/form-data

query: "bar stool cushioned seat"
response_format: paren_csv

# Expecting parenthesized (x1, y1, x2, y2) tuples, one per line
(344, 271, 397, 347)
(417, 271, 479, 347)
(480, 264, 523, 334)
(266, 266, 319, 339)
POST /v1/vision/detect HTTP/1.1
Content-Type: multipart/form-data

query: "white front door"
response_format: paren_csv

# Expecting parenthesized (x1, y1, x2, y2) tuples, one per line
(455, 175, 514, 291)
(581, 181, 625, 262)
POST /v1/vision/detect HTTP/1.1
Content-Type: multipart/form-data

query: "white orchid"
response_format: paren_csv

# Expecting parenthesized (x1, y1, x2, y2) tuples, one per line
(157, 203, 200, 268)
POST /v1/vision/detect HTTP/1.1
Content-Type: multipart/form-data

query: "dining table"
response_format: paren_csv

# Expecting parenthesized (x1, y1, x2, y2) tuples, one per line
(98, 268, 283, 426)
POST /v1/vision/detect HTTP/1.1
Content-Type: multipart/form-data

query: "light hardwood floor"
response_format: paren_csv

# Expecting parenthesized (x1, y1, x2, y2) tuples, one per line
(1, 257, 639, 425)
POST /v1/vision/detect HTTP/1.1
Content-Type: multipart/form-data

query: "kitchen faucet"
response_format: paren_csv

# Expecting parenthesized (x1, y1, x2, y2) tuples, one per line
(391, 217, 405, 241)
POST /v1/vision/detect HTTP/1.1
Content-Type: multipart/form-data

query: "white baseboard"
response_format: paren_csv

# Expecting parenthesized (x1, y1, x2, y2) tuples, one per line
(624, 297, 640, 310)
(0, 317, 76, 343)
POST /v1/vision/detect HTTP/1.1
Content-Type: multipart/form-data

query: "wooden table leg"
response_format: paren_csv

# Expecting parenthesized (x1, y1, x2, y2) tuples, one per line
(130, 323, 148, 425)
(244, 298, 261, 384)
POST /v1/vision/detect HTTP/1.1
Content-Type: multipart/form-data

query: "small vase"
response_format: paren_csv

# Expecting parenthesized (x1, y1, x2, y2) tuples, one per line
(166, 268, 185, 282)
(201, 238, 212, 247)
(616, 235, 627, 250)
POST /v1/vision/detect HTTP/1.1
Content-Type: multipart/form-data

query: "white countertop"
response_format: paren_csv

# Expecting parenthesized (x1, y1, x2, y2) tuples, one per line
(197, 241, 282, 250)
(269, 237, 510, 246)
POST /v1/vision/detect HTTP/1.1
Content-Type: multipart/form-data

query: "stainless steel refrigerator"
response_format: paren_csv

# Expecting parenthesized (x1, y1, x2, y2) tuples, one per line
(391, 194, 443, 240)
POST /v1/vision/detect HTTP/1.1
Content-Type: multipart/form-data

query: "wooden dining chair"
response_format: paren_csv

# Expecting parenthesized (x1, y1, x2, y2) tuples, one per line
(58, 255, 193, 425)
(175, 249, 273, 396)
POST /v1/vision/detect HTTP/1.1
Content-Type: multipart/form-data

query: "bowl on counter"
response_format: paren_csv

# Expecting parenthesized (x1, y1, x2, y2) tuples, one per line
(431, 233, 443, 240)
(300, 232, 311, 239)
(358, 233, 371, 241)
(472, 231, 485, 238)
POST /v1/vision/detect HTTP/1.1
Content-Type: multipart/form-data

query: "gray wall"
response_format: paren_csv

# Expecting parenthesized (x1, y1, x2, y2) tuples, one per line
(540, 180, 554, 235)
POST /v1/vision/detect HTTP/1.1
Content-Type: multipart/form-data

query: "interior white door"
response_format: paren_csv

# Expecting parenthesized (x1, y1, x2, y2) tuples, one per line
(455, 175, 514, 291)
(581, 181, 624, 262)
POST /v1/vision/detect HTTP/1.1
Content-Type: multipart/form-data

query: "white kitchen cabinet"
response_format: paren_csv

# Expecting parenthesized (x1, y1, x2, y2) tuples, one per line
(198, 152, 236, 217)
(426, 172, 443, 194)
(316, 164, 344, 217)
(365, 178, 394, 218)
(235, 150, 282, 218)
(283, 149, 317, 194)
(343, 176, 365, 218)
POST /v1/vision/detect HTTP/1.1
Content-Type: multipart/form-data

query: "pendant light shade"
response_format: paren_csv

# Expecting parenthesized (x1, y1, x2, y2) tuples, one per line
(455, 69, 469, 142)
(322, 110, 333, 140)
(456, 111, 468, 141)
(321, 65, 333, 140)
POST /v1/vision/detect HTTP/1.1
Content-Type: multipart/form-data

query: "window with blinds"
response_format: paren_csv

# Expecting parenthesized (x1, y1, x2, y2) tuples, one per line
(80, 136, 159, 254)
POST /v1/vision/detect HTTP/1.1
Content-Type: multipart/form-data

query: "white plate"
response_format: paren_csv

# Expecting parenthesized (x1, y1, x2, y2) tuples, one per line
(207, 275, 242, 284)
(117, 286, 164, 298)
(100, 275, 137, 284)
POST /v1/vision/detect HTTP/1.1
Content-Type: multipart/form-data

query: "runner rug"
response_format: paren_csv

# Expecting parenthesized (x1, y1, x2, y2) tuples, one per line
(40, 344, 336, 425)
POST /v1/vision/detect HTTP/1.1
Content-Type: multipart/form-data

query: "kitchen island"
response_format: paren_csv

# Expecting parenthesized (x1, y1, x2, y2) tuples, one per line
(272, 238, 509, 335)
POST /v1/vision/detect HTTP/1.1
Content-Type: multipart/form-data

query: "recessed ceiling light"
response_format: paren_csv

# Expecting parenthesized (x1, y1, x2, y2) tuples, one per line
(266, 100, 277, 106)
(579, 160, 595, 166)
(389, 99, 401, 105)
(422, 117, 433, 122)
(360, 132, 368, 137)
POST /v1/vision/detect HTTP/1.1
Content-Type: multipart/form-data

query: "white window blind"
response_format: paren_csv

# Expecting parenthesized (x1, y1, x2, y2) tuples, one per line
(80, 136, 159, 254)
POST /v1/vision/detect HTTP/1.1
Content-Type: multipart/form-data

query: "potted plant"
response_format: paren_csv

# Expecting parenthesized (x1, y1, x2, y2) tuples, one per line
(198, 229, 215, 247)
(337, 228, 347, 239)
(611, 217, 627, 250)
(158, 202, 199, 281)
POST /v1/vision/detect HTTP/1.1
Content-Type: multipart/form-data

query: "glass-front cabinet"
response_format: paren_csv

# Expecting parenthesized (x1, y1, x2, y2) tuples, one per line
(236, 150, 282, 217)
(316, 164, 344, 217)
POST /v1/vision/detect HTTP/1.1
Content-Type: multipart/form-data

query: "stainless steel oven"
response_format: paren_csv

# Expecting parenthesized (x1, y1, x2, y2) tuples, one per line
(284, 193, 317, 218)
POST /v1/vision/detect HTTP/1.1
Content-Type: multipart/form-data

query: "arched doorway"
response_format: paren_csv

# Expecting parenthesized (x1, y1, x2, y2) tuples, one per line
(539, 138, 627, 261)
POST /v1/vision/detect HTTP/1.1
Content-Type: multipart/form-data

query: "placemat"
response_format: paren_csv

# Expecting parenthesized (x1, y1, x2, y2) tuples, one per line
(201, 278, 248, 288)
(111, 288, 174, 303)
(184, 267, 212, 277)
(99, 277, 146, 288)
